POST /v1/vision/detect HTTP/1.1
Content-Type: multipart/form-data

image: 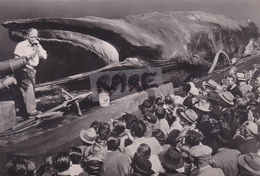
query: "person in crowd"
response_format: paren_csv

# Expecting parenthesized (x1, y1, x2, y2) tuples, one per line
(138, 99, 156, 115)
(68, 147, 83, 176)
(124, 119, 163, 159)
(231, 120, 260, 154)
(237, 152, 260, 176)
(121, 112, 138, 130)
(202, 79, 222, 93)
(136, 143, 164, 176)
(130, 153, 155, 176)
(179, 82, 193, 109)
(13, 28, 47, 118)
(97, 122, 111, 142)
(110, 117, 133, 152)
(53, 151, 70, 175)
(194, 98, 212, 125)
(213, 128, 241, 176)
(83, 142, 107, 160)
(36, 165, 58, 176)
(158, 146, 186, 176)
(176, 128, 204, 175)
(79, 127, 97, 152)
(6, 158, 36, 176)
(234, 98, 250, 127)
(80, 154, 105, 176)
(165, 129, 181, 147)
(152, 129, 170, 151)
(154, 107, 170, 135)
(218, 91, 236, 129)
(143, 112, 158, 137)
(205, 91, 223, 121)
(95, 122, 110, 158)
(189, 145, 225, 176)
(237, 72, 253, 97)
(226, 76, 243, 98)
(178, 109, 198, 130)
(100, 136, 131, 176)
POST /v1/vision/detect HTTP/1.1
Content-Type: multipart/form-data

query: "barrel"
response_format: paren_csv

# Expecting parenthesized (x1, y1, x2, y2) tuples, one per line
(0, 101, 17, 132)
(0, 57, 27, 77)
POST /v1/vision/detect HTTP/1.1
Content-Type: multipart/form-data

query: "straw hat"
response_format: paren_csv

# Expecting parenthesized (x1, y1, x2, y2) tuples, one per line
(236, 72, 247, 81)
(194, 99, 211, 112)
(202, 79, 221, 91)
(243, 121, 258, 135)
(219, 91, 234, 105)
(159, 147, 184, 170)
(238, 153, 260, 175)
(188, 82, 199, 96)
(180, 109, 198, 123)
(80, 128, 96, 144)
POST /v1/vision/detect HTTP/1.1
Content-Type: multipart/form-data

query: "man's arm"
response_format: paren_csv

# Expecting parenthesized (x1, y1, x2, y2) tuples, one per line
(35, 44, 47, 59)
(34, 41, 47, 59)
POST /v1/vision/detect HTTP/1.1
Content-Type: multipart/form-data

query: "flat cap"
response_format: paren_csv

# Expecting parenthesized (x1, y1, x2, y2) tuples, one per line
(189, 145, 212, 158)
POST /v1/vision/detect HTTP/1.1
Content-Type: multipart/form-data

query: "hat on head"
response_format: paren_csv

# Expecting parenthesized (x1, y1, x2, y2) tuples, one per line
(166, 130, 181, 147)
(158, 147, 184, 170)
(243, 121, 258, 135)
(219, 91, 234, 105)
(188, 82, 199, 96)
(155, 97, 164, 106)
(206, 91, 220, 102)
(80, 128, 96, 144)
(194, 99, 211, 112)
(131, 153, 155, 175)
(83, 142, 106, 158)
(202, 79, 221, 91)
(138, 99, 153, 113)
(238, 153, 260, 175)
(180, 109, 198, 123)
(173, 95, 183, 106)
(236, 72, 247, 81)
(90, 143, 104, 155)
(144, 112, 157, 124)
(218, 128, 233, 144)
(189, 145, 212, 158)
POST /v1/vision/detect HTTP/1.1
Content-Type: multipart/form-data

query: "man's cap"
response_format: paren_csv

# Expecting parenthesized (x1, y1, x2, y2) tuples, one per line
(189, 145, 212, 158)
(143, 112, 157, 124)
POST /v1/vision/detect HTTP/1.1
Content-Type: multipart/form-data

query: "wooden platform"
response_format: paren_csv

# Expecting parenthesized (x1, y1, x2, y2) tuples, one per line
(0, 51, 259, 174)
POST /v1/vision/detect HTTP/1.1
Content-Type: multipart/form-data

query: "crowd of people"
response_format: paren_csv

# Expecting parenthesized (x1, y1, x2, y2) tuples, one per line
(5, 63, 260, 176)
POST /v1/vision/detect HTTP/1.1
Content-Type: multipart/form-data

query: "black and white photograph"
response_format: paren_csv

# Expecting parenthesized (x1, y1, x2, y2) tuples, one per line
(0, 0, 260, 175)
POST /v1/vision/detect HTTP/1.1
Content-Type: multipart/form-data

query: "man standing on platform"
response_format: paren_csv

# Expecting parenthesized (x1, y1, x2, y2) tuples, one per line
(14, 28, 47, 118)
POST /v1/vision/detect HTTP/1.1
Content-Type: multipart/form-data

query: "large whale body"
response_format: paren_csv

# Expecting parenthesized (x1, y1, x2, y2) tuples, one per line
(2, 11, 259, 85)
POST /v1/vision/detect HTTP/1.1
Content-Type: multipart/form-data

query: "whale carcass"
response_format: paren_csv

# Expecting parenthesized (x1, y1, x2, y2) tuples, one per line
(1, 11, 259, 95)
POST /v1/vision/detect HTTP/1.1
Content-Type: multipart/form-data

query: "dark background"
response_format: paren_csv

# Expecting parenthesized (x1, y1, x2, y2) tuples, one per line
(0, 0, 260, 61)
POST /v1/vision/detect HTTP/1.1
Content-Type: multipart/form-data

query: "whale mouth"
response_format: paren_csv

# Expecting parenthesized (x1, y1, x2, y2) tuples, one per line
(2, 11, 259, 85)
